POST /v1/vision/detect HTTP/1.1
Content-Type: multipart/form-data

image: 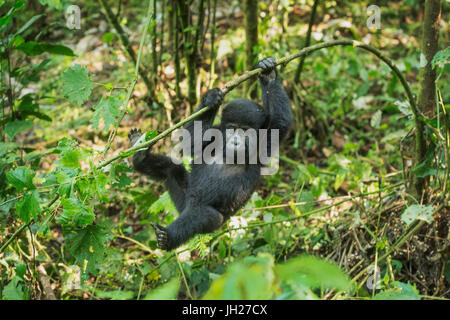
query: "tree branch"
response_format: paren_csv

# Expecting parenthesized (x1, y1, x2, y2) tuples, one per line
(97, 39, 420, 170)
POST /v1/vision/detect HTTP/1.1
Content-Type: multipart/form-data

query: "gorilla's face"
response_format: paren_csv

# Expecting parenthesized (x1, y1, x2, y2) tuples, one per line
(223, 123, 258, 165)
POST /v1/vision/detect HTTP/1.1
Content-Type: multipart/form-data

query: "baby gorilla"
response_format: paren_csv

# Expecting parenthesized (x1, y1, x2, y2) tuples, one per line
(128, 57, 292, 250)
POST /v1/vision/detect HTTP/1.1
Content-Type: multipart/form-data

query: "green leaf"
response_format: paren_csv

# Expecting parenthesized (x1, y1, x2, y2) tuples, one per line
(275, 255, 352, 292)
(94, 289, 134, 300)
(17, 42, 75, 56)
(38, 0, 62, 9)
(60, 149, 81, 168)
(91, 93, 123, 131)
(101, 32, 115, 44)
(373, 282, 420, 300)
(2, 277, 27, 300)
(0, 142, 19, 157)
(148, 191, 177, 216)
(15, 190, 40, 223)
(61, 64, 93, 105)
(295, 190, 314, 213)
(14, 14, 45, 37)
(65, 225, 109, 278)
(143, 277, 180, 300)
(413, 158, 436, 178)
(57, 197, 95, 228)
(431, 47, 450, 69)
(203, 254, 275, 299)
(5, 119, 33, 139)
(7, 166, 36, 191)
(445, 260, 450, 285)
(108, 162, 133, 188)
(401, 204, 434, 226)
(370, 110, 382, 128)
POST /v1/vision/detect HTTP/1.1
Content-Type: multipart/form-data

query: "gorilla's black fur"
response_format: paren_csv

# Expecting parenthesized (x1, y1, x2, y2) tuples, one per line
(129, 57, 292, 250)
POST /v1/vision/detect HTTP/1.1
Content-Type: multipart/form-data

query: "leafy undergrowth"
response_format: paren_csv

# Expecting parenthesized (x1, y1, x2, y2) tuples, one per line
(1, 0, 449, 300)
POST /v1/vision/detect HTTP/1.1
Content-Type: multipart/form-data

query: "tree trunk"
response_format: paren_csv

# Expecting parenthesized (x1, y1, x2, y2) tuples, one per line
(243, 0, 258, 99)
(411, 0, 441, 200)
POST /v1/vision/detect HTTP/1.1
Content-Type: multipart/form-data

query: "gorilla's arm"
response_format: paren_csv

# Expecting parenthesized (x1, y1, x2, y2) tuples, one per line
(258, 58, 293, 149)
(128, 129, 186, 182)
(184, 88, 224, 153)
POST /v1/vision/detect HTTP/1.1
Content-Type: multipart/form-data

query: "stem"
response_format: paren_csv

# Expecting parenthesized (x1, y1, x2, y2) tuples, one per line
(98, 0, 155, 98)
(102, 0, 155, 155)
(294, 0, 319, 83)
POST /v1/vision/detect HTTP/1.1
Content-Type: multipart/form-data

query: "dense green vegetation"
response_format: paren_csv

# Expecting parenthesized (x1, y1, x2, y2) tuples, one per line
(0, 0, 449, 300)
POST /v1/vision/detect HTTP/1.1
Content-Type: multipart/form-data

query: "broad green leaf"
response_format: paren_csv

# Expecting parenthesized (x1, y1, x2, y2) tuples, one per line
(295, 190, 314, 213)
(5, 119, 33, 139)
(275, 255, 351, 292)
(2, 277, 27, 300)
(38, 0, 62, 9)
(203, 254, 275, 299)
(413, 159, 436, 178)
(61, 64, 93, 105)
(373, 282, 420, 300)
(143, 277, 180, 300)
(94, 289, 134, 300)
(17, 42, 75, 56)
(101, 32, 115, 44)
(91, 93, 123, 131)
(66, 225, 108, 278)
(7, 166, 36, 191)
(401, 204, 434, 226)
(0, 142, 19, 157)
(15, 190, 40, 223)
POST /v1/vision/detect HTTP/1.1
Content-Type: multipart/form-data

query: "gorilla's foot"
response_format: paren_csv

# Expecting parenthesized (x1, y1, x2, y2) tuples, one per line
(150, 223, 170, 250)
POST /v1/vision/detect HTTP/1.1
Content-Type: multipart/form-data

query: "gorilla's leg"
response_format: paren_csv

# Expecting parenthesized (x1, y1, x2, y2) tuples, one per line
(167, 165, 188, 212)
(151, 205, 224, 250)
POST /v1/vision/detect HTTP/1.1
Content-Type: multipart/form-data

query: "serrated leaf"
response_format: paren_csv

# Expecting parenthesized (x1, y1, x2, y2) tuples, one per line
(61, 64, 92, 105)
(7, 166, 36, 191)
(66, 225, 108, 278)
(57, 197, 95, 227)
(394, 100, 413, 118)
(109, 162, 133, 188)
(15, 190, 40, 223)
(91, 93, 123, 131)
(401, 204, 434, 226)
(431, 47, 450, 69)
(148, 191, 177, 216)
(5, 119, 33, 139)
(370, 110, 382, 128)
(2, 277, 27, 300)
(60, 149, 81, 168)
